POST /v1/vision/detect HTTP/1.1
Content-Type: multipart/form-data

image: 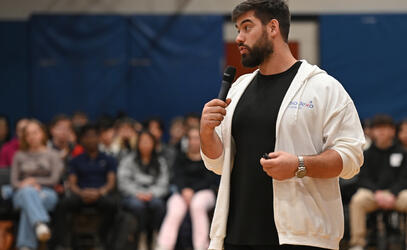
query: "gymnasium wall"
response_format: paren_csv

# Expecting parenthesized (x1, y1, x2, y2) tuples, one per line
(1, 0, 407, 126)
(0, 15, 224, 124)
(320, 14, 407, 120)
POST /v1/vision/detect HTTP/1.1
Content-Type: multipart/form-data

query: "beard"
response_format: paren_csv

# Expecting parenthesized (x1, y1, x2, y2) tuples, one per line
(240, 30, 273, 68)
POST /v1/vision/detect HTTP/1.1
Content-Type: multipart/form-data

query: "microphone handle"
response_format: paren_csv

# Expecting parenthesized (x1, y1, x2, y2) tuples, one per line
(217, 81, 232, 101)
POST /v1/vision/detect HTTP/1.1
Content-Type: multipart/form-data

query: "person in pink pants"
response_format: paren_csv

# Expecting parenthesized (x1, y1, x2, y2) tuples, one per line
(157, 127, 219, 250)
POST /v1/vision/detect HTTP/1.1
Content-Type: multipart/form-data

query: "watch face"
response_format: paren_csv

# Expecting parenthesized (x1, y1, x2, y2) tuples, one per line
(296, 169, 306, 178)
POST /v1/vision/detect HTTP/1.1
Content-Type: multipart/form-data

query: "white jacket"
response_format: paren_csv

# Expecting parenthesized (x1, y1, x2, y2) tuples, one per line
(201, 60, 365, 250)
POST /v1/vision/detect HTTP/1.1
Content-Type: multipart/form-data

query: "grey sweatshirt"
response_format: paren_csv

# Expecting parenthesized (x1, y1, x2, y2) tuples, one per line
(118, 153, 169, 198)
(11, 149, 64, 188)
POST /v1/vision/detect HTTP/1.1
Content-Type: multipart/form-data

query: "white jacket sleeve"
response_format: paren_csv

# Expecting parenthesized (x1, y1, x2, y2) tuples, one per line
(323, 101, 365, 179)
(200, 125, 225, 175)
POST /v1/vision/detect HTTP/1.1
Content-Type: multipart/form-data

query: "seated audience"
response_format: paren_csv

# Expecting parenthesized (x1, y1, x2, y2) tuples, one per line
(362, 119, 372, 150)
(145, 117, 176, 168)
(398, 119, 407, 151)
(157, 127, 219, 250)
(0, 118, 29, 168)
(134, 119, 143, 134)
(98, 117, 116, 156)
(55, 124, 117, 249)
(168, 116, 186, 153)
(184, 113, 200, 131)
(11, 119, 63, 250)
(349, 115, 407, 250)
(111, 117, 138, 161)
(118, 130, 169, 247)
(177, 113, 201, 154)
(0, 115, 10, 149)
(48, 114, 76, 162)
(71, 111, 89, 133)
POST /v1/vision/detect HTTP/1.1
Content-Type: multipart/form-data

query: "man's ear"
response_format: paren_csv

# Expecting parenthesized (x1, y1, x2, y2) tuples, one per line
(267, 19, 279, 38)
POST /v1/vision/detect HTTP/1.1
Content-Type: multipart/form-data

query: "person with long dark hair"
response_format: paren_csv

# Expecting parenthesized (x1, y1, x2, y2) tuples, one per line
(118, 130, 169, 246)
(145, 117, 177, 169)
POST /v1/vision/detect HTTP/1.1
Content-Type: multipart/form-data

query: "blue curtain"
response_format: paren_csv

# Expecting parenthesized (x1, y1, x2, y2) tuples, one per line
(320, 14, 407, 120)
(26, 14, 223, 124)
(128, 15, 223, 123)
(0, 14, 223, 127)
(29, 15, 129, 122)
(0, 22, 29, 127)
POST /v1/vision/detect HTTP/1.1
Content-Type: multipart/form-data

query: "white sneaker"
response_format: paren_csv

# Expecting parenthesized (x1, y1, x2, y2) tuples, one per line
(348, 246, 364, 250)
(35, 223, 51, 242)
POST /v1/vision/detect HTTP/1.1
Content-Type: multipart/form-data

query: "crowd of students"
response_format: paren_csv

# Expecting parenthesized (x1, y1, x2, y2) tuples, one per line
(2, 112, 407, 250)
(0, 112, 219, 250)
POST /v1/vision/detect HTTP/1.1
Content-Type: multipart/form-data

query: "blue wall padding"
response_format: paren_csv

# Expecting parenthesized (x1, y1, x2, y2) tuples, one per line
(0, 14, 224, 126)
(29, 15, 129, 122)
(0, 22, 29, 126)
(127, 15, 223, 123)
(320, 14, 407, 120)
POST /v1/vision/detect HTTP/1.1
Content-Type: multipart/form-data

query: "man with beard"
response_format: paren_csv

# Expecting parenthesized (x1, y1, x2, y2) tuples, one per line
(200, 1, 365, 250)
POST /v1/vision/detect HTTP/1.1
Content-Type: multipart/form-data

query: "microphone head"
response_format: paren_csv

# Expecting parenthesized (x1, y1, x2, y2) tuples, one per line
(223, 66, 236, 84)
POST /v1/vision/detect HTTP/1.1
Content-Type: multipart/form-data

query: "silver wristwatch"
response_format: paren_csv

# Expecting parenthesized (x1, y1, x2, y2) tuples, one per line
(295, 156, 307, 178)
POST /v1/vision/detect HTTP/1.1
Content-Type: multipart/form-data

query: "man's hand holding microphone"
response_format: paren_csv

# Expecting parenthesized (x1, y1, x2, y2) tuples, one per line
(200, 66, 236, 160)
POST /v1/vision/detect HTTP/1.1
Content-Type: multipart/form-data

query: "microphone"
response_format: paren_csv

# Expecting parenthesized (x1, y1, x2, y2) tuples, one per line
(217, 66, 236, 101)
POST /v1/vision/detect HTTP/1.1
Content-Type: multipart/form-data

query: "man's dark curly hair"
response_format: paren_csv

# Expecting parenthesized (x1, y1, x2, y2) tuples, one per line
(232, 0, 291, 43)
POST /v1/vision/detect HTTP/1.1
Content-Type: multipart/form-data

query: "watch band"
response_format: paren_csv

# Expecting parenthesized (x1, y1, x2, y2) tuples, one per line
(296, 155, 307, 178)
(298, 156, 304, 168)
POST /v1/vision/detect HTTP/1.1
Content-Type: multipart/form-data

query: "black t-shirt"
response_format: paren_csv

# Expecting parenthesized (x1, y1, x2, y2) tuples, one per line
(225, 61, 302, 245)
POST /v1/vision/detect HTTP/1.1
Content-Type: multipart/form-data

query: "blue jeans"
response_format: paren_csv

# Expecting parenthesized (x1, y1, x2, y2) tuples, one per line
(13, 186, 58, 249)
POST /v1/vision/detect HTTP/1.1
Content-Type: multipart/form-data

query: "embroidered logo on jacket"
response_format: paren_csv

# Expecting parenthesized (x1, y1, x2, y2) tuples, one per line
(288, 101, 314, 109)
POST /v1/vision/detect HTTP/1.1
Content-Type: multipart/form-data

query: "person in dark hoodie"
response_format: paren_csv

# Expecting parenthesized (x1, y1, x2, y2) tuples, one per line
(349, 114, 407, 250)
(156, 127, 219, 250)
